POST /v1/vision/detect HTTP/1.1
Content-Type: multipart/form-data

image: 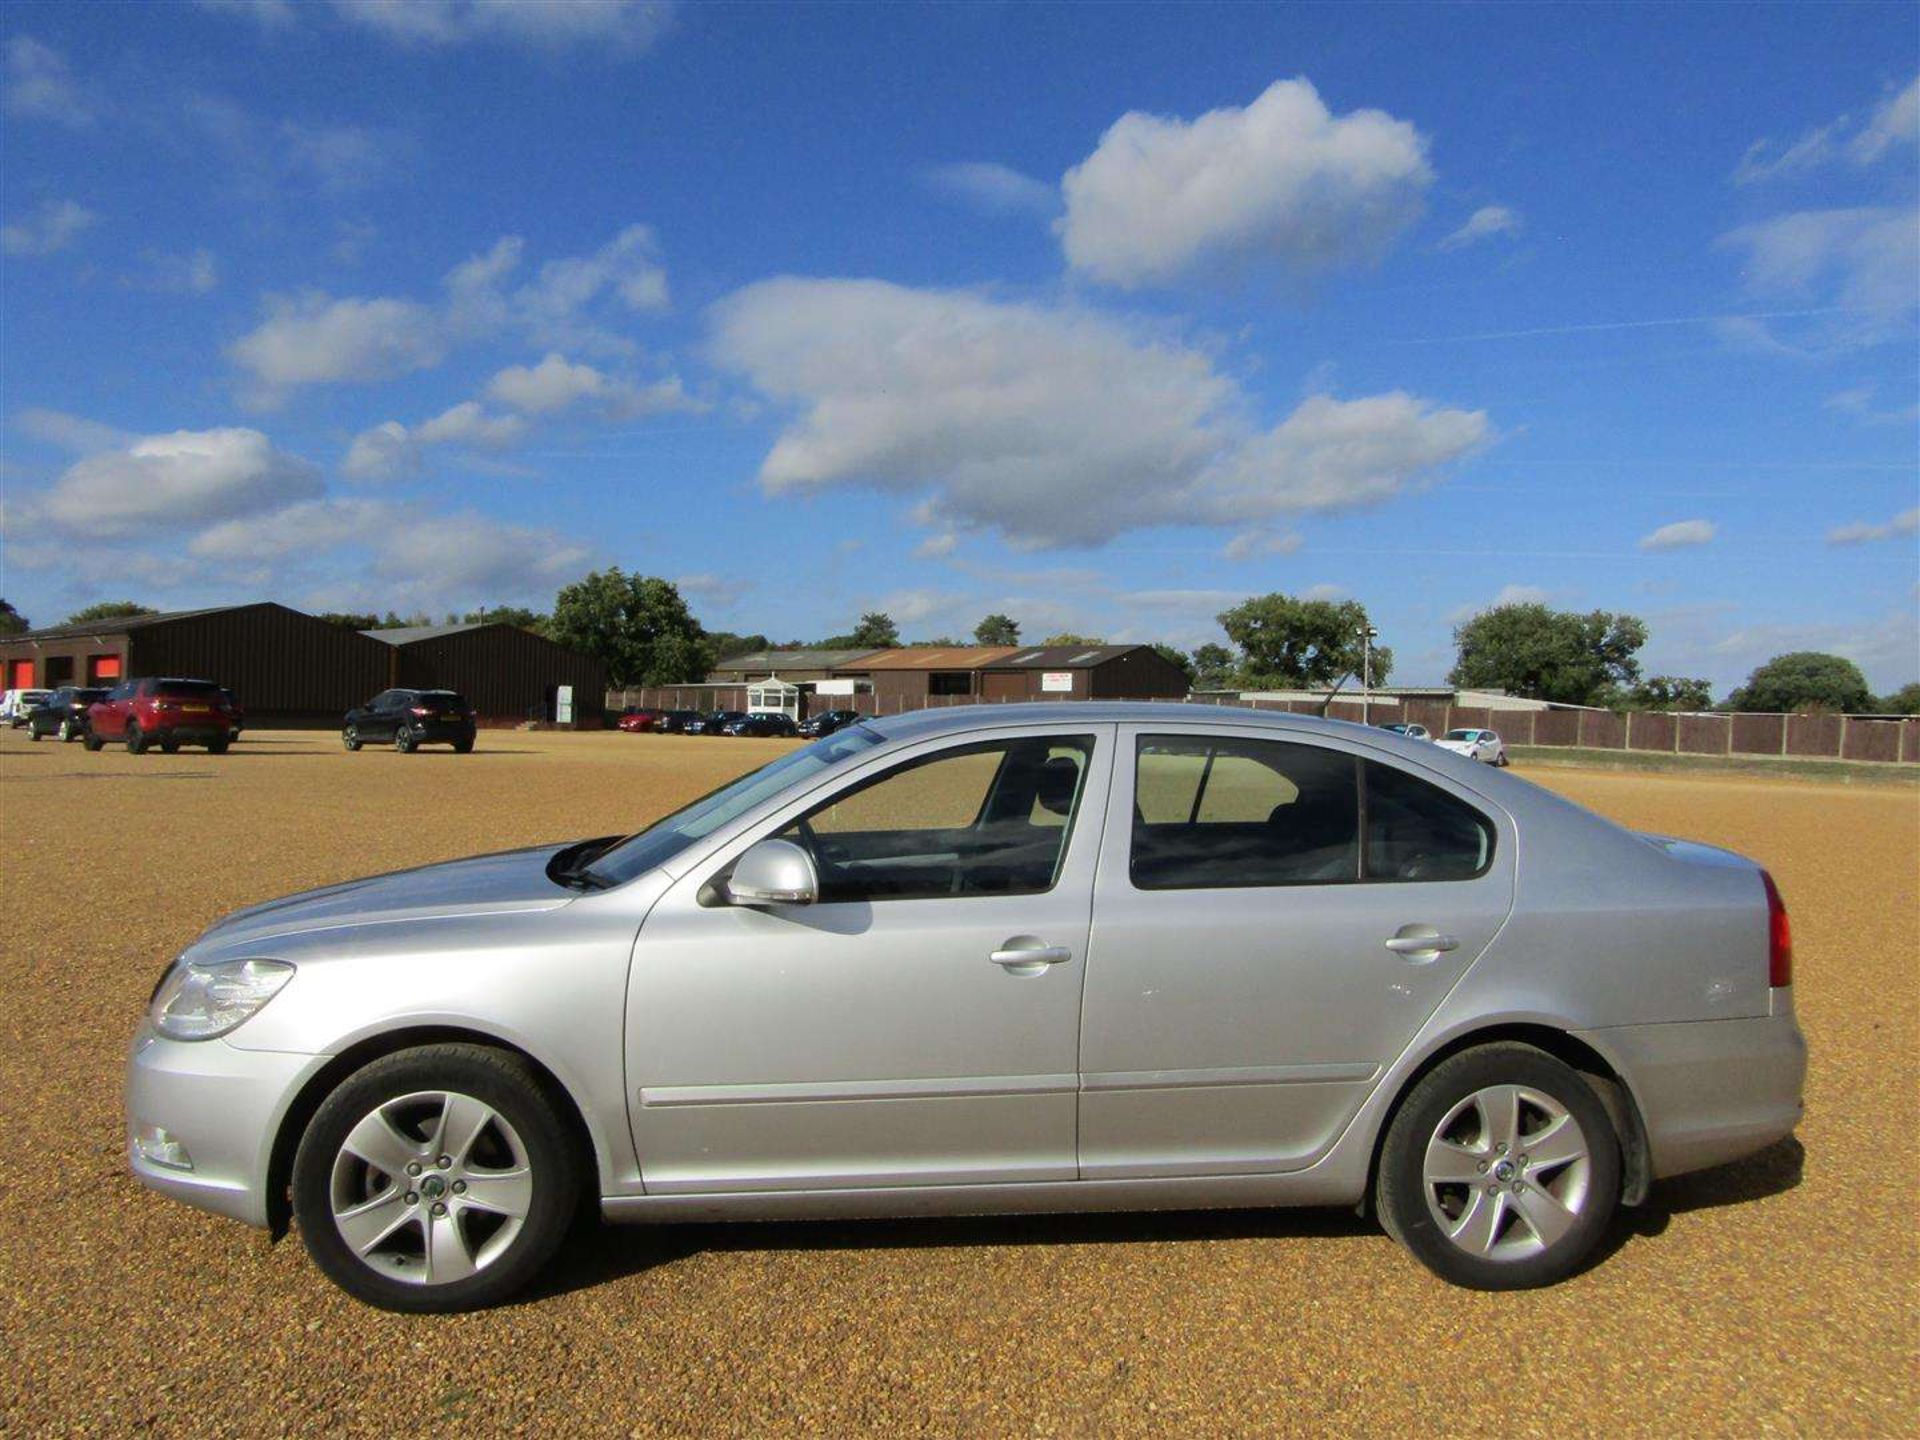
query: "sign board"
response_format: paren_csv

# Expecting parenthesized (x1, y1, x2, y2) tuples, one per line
(555, 685, 574, 725)
(1040, 671, 1075, 693)
(814, 678, 857, 696)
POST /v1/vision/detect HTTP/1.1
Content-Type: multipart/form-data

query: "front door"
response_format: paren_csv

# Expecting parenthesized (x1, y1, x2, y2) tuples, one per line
(1078, 723, 1515, 1178)
(628, 723, 1113, 1193)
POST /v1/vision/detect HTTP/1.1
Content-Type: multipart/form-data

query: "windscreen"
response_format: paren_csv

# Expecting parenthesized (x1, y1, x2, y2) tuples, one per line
(583, 724, 884, 886)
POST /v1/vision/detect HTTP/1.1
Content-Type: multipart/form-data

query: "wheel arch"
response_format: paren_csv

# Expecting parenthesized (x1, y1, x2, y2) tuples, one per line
(1361, 1022, 1652, 1216)
(264, 1024, 600, 1238)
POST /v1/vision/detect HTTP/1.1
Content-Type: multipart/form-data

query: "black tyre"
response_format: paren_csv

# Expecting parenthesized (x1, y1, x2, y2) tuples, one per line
(396, 724, 417, 754)
(28, 727, 40, 741)
(291, 1044, 582, 1313)
(1376, 1042, 1619, 1290)
(207, 738, 229, 755)
(126, 722, 147, 755)
(59, 719, 77, 743)
(83, 728, 104, 752)
(453, 737, 474, 754)
(343, 725, 361, 752)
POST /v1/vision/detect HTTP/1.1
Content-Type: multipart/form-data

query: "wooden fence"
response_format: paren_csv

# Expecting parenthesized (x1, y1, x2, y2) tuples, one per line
(607, 686, 1920, 764)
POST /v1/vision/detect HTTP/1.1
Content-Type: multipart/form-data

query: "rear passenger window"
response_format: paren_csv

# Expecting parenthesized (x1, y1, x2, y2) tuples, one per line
(1131, 737, 1359, 889)
(1363, 762, 1495, 881)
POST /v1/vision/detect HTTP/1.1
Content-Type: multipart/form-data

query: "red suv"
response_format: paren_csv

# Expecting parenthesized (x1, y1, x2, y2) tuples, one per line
(85, 678, 236, 754)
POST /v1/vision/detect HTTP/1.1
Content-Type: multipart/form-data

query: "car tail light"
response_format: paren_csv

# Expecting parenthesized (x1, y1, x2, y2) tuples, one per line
(410, 705, 432, 716)
(1761, 870, 1792, 987)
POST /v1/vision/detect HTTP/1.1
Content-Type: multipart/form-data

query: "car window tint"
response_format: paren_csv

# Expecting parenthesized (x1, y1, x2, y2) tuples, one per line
(1363, 762, 1494, 881)
(1131, 736, 1359, 890)
(781, 735, 1094, 902)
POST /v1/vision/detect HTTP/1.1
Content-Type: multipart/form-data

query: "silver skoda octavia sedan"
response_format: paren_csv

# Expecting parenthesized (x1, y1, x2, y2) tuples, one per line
(127, 704, 1806, 1311)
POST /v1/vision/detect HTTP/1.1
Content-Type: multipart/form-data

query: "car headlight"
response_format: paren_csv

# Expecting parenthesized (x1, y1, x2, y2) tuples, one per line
(149, 959, 294, 1041)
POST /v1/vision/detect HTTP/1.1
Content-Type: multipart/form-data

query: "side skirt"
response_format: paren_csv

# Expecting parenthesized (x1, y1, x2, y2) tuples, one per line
(601, 1169, 1364, 1226)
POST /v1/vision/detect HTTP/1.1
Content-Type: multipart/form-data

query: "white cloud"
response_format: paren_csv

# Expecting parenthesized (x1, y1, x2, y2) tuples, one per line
(342, 403, 525, 480)
(1638, 519, 1718, 551)
(229, 293, 445, 402)
(12, 409, 133, 454)
(1438, 204, 1521, 251)
(194, 0, 298, 26)
(713, 278, 1486, 548)
(1445, 584, 1549, 624)
(280, 121, 412, 194)
(1734, 73, 1919, 182)
(1222, 529, 1304, 561)
(913, 532, 959, 560)
(191, 496, 391, 559)
(1057, 77, 1432, 288)
(1720, 206, 1919, 348)
(485, 351, 698, 418)
(1825, 384, 1920, 426)
(330, 0, 676, 50)
(1, 199, 96, 257)
(675, 572, 750, 611)
(1702, 609, 1920, 694)
(922, 162, 1058, 217)
(1827, 507, 1920, 545)
(38, 428, 323, 537)
(4, 37, 95, 126)
(231, 227, 674, 400)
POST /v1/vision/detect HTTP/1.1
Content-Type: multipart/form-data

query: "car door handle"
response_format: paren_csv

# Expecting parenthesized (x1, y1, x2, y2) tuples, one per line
(989, 943, 1073, 971)
(1384, 928, 1458, 957)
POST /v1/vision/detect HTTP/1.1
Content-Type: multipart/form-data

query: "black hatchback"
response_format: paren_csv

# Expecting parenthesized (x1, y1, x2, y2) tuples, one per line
(344, 689, 477, 753)
(26, 686, 109, 742)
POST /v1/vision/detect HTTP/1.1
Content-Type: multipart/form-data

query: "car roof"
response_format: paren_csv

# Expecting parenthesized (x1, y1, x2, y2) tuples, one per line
(864, 701, 1408, 744)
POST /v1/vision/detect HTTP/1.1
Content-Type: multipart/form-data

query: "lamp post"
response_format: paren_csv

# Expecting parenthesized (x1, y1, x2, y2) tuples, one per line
(1358, 624, 1378, 725)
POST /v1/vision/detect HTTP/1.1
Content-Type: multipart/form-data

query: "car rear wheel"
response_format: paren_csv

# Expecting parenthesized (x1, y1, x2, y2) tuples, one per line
(1376, 1042, 1619, 1290)
(125, 722, 147, 755)
(343, 725, 361, 751)
(453, 738, 474, 753)
(161, 738, 180, 754)
(59, 719, 76, 742)
(207, 738, 229, 755)
(396, 724, 417, 754)
(83, 728, 104, 751)
(28, 726, 40, 741)
(291, 1044, 581, 1313)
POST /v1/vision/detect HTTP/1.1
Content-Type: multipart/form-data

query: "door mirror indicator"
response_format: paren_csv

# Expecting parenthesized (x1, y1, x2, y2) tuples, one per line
(724, 839, 819, 908)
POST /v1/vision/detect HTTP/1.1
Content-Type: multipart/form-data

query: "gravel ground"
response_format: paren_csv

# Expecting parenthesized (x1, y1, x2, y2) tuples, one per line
(2, 727, 1914, 1436)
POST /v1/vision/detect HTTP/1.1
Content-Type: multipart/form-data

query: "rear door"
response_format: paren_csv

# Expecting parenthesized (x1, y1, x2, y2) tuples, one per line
(1079, 722, 1515, 1178)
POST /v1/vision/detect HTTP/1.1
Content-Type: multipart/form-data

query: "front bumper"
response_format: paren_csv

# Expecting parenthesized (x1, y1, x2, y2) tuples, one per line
(1577, 1001, 1807, 1181)
(125, 1027, 324, 1227)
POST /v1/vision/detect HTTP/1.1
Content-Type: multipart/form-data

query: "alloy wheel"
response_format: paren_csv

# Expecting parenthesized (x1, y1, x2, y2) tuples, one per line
(328, 1089, 533, 1287)
(1421, 1083, 1592, 1262)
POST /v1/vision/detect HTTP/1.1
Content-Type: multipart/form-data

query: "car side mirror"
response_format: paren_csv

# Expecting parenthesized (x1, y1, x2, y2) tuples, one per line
(723, 838, 818, 907)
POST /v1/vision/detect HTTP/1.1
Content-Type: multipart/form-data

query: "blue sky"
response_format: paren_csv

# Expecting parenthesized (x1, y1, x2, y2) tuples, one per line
(2, 0, 1915, 692)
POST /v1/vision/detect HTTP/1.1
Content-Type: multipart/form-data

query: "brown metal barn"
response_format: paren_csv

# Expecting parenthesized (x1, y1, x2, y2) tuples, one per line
(0, 603, 389, 723)
(363, 623, 606, 728)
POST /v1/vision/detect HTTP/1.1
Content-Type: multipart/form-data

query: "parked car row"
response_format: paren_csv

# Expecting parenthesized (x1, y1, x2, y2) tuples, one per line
(618, 706, 865, 739)
(1378, 721, 1508, 766)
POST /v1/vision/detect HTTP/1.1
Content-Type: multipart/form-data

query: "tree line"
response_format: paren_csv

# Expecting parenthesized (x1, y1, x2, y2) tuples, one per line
(2, 585, 1914, 715)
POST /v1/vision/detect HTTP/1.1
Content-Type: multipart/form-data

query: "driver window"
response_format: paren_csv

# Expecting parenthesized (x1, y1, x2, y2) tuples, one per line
(779, 734, 1095, 902)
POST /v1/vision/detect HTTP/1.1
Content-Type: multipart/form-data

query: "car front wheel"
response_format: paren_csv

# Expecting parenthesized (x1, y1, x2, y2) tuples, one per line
(1376, 1042, 1619, 1290)
(343, 724, 361, 751)
(126, 722, 147, 755)
(291, 1044, 582, 1313)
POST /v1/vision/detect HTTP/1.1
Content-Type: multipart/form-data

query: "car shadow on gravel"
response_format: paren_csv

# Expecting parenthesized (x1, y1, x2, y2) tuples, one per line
(530, 1206, 1377, 1301)
(1591, 1134, 1805, 1270)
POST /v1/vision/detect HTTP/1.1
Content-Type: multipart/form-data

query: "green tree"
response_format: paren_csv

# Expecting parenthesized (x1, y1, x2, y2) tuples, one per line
(1448, 603, 1645, 705)
(1151, 643, 1196, 685)
(0, 599, 28, 636)
(461, 605, 547, 632)
(1627, 675, 1713, 711)
(316, 611, 381, 630)
(1727, 652, 1873, 713)
(547, 569, 713, 687)
(821, 612, 901, 649)
(1879, 682, 1920, 714)
(1040, 632, 1105, 647)
(707, 631, 771, 659)
(63, 600, 158, 625)
(974, 613, 1020, 645)
(1190, 642, 1235, 689)
(1218, 593, 1391, 689)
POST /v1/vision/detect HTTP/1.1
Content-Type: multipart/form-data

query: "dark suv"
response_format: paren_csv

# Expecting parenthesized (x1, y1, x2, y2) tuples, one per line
(798, 708, 863, 738)
(344, 689, 476, 753)
(26, 686, 108, 742)
(85, 679, 236, 753)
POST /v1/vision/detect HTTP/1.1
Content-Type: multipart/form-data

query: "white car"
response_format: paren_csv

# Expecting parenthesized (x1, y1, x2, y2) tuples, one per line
(1, 688, 52, 727)
(1381, 723, 1432, 741)
(1437, 728, 1508, 766)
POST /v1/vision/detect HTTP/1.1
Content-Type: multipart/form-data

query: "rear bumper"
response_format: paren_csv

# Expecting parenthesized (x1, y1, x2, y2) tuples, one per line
(125, 1028, 323, 1228)
(1576, 1001, 1807, 1181)
(151, 725, 229, 745)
